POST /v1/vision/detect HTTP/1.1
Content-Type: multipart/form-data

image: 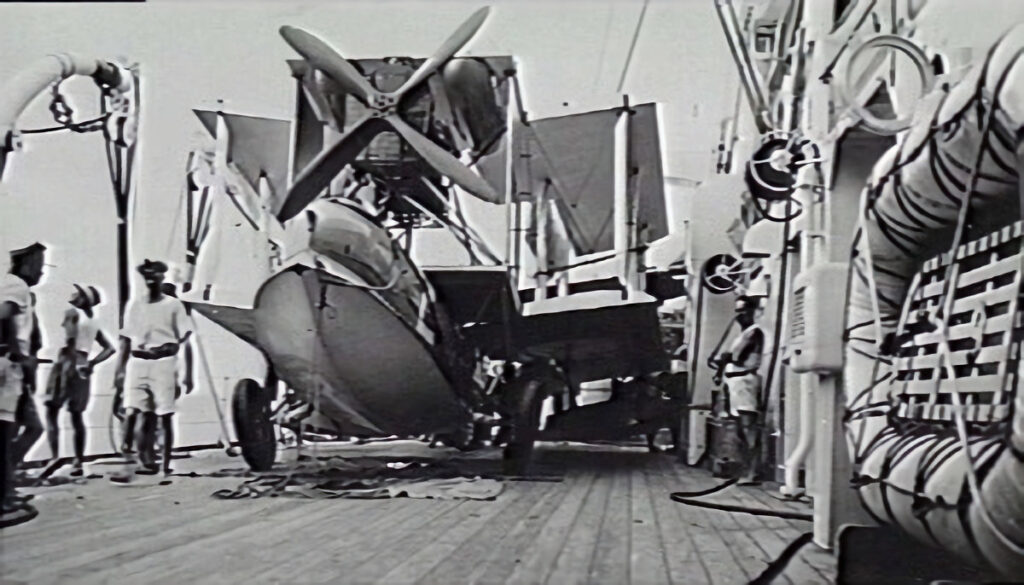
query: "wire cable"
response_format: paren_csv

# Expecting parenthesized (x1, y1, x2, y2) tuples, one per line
(616, 0, 650, 93)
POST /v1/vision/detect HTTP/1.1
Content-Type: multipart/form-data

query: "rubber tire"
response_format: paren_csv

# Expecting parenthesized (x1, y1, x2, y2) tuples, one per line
(232, 378, 277, 471)
(502, 368, 555, 476)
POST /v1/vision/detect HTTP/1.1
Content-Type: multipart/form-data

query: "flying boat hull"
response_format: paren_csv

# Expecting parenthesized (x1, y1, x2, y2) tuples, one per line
(192, 201, 475, 437)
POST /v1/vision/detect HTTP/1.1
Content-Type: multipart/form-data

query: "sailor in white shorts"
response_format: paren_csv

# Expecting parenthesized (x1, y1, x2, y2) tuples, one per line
(114, 260, 192, 476)
(718, 296, 765, 484)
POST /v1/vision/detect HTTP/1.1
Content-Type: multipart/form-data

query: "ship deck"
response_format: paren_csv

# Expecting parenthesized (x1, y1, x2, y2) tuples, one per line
(0, 440, 834, 585)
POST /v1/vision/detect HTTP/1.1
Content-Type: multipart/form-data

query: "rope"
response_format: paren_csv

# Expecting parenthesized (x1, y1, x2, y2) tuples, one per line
(845, 40, 1024, 558)
(20, 114, 109, 135)
(818, 0, 879, 81)
(921, 46, 1024, 555)
(615, 0, 649, 93)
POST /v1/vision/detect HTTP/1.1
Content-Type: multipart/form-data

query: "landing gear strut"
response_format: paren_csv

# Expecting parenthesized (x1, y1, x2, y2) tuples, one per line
(501, 363, 563, 476)
(231, 378, 277, 471)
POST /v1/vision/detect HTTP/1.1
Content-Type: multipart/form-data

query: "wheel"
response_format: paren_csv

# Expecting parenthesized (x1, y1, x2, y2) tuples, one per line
(429, 422, 474, 451)
(232, 378, 277, 471)
(701, 254, 744, 295)
(501, 364, 560, 475)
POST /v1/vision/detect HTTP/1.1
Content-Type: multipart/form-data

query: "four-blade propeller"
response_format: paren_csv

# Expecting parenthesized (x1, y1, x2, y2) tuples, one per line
(277, 6, 500, 221)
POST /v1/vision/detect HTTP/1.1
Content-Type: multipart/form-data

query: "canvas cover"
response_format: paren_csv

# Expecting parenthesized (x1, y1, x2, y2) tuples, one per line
(512, 103, 667, 255)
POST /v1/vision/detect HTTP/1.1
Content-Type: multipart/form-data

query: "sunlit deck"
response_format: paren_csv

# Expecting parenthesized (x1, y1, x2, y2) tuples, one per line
(0, 440, 833, 584)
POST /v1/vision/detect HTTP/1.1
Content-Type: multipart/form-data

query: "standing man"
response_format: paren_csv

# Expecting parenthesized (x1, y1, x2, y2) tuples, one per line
(9, 245, 46, 482)
(44, 285, 115, 475)
(713, 296, 765, 484)
(1, 242, 45, 521)
(114, 260, 192, 476)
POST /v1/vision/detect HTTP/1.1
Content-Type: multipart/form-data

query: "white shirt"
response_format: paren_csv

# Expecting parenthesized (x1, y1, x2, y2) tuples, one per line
(121, 295, 192, 351)
(0, 272, 31, 354)
(64, 306, 99, 353)
(725, 324, 764, 376)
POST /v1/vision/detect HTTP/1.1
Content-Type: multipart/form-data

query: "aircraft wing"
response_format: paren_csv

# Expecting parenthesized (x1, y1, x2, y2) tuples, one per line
(512, 103, 668, 255)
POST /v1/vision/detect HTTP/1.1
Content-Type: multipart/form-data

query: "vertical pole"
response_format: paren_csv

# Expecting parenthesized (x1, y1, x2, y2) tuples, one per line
(214, 103, 229, 171)
(116, 68, 140, 327)
(613, 99, 632, 296)
(535, 182, 549, 300)
(117, 209, 129, 327)
(287, 70, 304, 188)
(506, 71, 525, 293)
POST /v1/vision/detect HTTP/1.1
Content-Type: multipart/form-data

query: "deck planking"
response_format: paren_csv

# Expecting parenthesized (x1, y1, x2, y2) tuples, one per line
(0, 441, 836, 584)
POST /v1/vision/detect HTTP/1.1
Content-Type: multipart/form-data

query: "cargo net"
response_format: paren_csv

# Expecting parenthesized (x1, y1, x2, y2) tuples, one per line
(892, 221, 1023, 428)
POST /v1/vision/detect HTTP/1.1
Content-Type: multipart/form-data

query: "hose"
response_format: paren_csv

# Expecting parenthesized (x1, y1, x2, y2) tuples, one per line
(668, 491, 812, 521)
(669, 476, 738, 497)
(748, 532, 815, 585)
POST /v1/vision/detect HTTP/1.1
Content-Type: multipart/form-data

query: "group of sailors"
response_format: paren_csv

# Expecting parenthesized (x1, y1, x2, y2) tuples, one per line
(1, 247, 192, 526)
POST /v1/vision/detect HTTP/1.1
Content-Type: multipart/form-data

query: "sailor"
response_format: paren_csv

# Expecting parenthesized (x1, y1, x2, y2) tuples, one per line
(715, 295, 765, 484)
(1, 242, 46, 518)
(44, 284, 115, 475)
(113, 260, 193, 476)
(9, 247, 47, 481)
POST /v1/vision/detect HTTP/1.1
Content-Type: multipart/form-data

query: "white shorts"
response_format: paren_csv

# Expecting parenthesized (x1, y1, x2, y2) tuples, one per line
(0, 357, 24, 423)
(124, 357, 178, 416)
(726, 374, 761, 417)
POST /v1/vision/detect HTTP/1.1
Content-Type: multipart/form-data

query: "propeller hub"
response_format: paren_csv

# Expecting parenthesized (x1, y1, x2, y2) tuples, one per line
(371, 94, 398, 111)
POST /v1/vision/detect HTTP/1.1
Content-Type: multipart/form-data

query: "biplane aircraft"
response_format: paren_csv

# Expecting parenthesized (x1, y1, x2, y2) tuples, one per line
(180, 6, 690, 473)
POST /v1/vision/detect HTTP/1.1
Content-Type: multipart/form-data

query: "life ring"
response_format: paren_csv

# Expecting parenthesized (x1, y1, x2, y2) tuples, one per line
(838, 34, 935, 136)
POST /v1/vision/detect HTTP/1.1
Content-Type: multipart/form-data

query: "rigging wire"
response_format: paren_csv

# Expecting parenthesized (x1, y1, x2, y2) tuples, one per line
(616, 0, 650, 93)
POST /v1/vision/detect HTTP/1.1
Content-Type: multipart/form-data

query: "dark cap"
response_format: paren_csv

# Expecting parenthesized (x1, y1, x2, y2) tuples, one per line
(736, 295, 758, 312)
(9, 242, 46, 260)
(73, 284, 102, 307)
(137, 259, 168, 276)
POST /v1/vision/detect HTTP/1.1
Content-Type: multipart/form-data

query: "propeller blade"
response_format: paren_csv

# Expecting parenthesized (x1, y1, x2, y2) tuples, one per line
(278, 117, 387, 221)
(392, 7, 491, 100)
(280, 26, 381, 107)
(386, 114, 501, 204)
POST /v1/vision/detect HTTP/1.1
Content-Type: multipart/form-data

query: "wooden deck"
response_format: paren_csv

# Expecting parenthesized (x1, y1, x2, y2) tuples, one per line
(0, 441, 834, 584)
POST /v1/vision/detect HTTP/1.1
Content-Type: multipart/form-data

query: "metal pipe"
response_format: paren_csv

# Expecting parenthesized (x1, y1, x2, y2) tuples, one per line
(782, 373, 815, 496)
(0, 53, 124, 137)
(613, 108, 632, 295)
(534, 182, 549, 299)
(0, 53, 127, 181)
(783, 176, 817, 497)
(713, 0, 771, 133)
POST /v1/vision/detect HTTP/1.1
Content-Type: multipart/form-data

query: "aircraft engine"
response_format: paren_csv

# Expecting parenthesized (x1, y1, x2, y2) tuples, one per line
(442, 58, 504, 157)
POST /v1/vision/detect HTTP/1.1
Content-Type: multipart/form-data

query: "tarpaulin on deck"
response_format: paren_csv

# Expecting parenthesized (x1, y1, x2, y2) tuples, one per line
(210, 456, 507, 501)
